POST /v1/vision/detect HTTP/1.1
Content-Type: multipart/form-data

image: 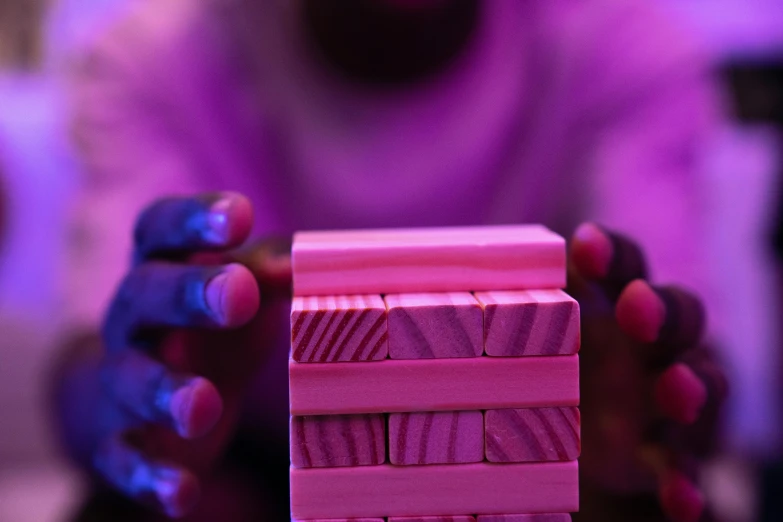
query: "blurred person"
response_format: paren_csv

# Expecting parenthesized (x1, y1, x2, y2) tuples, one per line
(0, 0, 48, 242)
(0, 0, 48, 71)
(0, 0, 75, 472)
(50, 1, 729, 521)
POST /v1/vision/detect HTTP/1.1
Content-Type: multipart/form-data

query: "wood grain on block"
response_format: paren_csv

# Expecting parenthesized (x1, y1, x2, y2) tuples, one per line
(293, 519, 385, 522)
(386, 293, 482, 359)
(475, 290, 579, 357)
(289, 356, 579, 416)
(290, 461, 579, 519)
(476, 513, 571, 522)
(485, 408, 580, 463)
(389, 411, 483, 465)
(292, 225, 565, 296)
(290, 414, 386, 468)
(291, 295, 387, 362)
(389, 515, 476, 522)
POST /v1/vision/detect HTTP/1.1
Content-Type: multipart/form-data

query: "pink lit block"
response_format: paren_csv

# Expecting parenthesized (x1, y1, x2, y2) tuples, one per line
(389, 515, 476, 522)
(290, 414, 386, 468)
(293, 519, 384, 522)
(485, 408, 580, 463)
(475, 290, 580, 357)
(385, 293, 482, 359)
(476, 513, 571, 522)
(390, 518, 475, 522)
(290, 461, 579, 519)
(289, 356, 579, 416)
(292, 225, 565, 296)
(291, 295, 387, 362)
(389, 411, 483, 465)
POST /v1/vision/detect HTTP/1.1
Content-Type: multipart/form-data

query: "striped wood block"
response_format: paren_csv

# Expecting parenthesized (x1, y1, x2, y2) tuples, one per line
(291, 295, 387, 362)
(484, 408, 580, 463)
(475, 290, 579, 357)
(389, 411, 483, 465)
(386, 293, 482, 359)
(290, 414, 386, 468)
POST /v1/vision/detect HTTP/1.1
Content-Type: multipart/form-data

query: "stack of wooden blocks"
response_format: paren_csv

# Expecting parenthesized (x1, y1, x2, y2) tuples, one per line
(289, 225, 580, 522)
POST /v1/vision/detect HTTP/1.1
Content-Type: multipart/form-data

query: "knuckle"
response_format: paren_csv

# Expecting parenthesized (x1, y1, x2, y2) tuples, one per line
(659, 286, 706, 345)
(607, 232, 648, 282)
(134, 195, 219, 257)
(133, 198, 170, 249)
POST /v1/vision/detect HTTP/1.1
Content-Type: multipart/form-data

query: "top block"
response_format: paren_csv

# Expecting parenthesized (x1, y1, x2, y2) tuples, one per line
(292, 225, 566, 296)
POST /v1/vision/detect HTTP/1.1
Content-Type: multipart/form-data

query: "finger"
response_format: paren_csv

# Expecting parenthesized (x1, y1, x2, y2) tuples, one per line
(615, 279, 666, 344)
(231, 237, 293, 292)
(676, 347, 730, 458)
(102, 350, 223, 438)
(654, 285, 706, 352)
(654, 363, 707, 425)
(682, 348, 729, 419)
(659, 470, 705, 522)
(94, 434, 200, 518)
(616, 281, 705, 362)
(134, 192, 253, 262)
(103, 263, 259, 351)
(570, 222, 648, 297)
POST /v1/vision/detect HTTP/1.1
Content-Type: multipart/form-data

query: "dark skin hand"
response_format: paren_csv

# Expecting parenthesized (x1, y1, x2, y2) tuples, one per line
(62, 192, 726, 521)
(62, 193, 290, 517)
(570, 224, 727, 522)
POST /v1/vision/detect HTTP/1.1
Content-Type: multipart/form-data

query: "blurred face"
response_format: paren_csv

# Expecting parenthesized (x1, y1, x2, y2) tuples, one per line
(301, 0, 480, 88)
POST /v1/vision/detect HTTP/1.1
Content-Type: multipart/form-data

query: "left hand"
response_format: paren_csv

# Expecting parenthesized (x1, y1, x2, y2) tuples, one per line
(568, 223, 728, 522)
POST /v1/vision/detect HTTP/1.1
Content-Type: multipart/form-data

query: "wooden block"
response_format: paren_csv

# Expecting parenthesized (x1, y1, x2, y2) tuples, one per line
(290, 414, 386, 468)
(484, 408, 580, 463)
(290, 461, 579, 519)
(291, 295, 388, 362)
(389, 411, 483, 465)
(476, 513, 571, 522)
(475, 290, 579, 357)
(294, 519, 385, 522)
(389, 515, 476, 522)
(289, 356, 580, 416)
(386, 293, 482, 359)
(292, 225, 565, 296)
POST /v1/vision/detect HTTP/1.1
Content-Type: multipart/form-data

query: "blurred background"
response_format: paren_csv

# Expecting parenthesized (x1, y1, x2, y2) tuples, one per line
(0, 0, 782, 521)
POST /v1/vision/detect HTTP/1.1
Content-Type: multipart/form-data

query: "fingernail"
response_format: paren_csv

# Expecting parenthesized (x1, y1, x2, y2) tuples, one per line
(204, 271, 229, 323)
(153, 468, 198, 518)
(616, 280, 666, 343)
(656, 363, 708, 424)
(645, 283, 668, 342)
(574, 222, 602, 243)
(661, 472, 705, 522)
(154, 473, 179, 511)
(169, 377, 223, 438)
(202, 198, 233, 245)
(681, 366, 708, 424)
(573, 223, 612, 278)
(169, 379, 198, 437)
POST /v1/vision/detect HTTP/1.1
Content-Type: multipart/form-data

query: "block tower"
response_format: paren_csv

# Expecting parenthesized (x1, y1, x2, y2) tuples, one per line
(289, 225, 580, 522)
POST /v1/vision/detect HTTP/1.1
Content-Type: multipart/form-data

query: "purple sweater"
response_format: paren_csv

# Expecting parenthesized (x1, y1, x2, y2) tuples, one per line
(65, 0, 718, 335)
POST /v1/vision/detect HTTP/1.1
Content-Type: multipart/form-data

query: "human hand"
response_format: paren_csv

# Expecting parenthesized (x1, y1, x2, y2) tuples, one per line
(92, 192, 290, 518)
(568, 223, 727, 522)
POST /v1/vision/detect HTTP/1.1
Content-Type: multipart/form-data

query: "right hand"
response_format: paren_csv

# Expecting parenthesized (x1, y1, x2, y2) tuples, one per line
(92, 192, 290, 517)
